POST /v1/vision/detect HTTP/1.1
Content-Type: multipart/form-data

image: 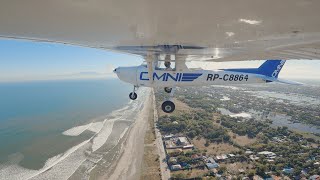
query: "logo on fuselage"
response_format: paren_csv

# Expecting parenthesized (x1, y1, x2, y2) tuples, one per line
(140, 72, 202, 82)
(271, 60, 286, 77)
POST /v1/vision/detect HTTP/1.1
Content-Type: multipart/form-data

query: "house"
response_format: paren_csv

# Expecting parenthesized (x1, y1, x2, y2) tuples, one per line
(228, 154, 236, 158)
(207, 157, 215, 163)
(282, 167, 294, 174)
(183, 144, 194, 149)
(191, 154, 201, 160)
(216, 155, 223, 161)
(238, 168, 245, 173)
(168, 157, 177, 164)
(264, 178, 273, 180)
(202, 155, 208, 160)
(245, 150, 254, 154)
(216, 154, 228, 161)
(171, 164, 182, 170)
(310, 175, 320, 180)
(258, 151, 275, 156)
(258, 151, 276, 157)
(253, 175, 264, 180)
(163, 134, 174, 140)
(212, 168, 218, 174)
(177, 137, 189, 146)
(206, 162, 219, 169)
(273, 137, 284, 142)
(249, 155, 259, 160)
(221, 154, 228, 159)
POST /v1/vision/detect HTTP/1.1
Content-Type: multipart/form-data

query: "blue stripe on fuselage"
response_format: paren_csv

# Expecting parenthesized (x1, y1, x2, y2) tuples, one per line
(139, 72, 202, 82)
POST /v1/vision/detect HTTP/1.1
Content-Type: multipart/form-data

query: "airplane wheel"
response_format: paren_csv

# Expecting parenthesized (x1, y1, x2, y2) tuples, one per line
(129, 92, 137, 100)
(162, 101, 175, 113)
(164, 87, 172, 93)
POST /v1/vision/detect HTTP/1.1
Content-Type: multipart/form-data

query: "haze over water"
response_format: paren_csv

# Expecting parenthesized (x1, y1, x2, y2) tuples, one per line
(0, 79, 131, 169)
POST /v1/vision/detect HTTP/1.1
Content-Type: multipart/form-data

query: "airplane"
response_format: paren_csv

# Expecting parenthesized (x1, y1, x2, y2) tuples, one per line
(114, 59, 301, 113)
(0, 1, 319, 113)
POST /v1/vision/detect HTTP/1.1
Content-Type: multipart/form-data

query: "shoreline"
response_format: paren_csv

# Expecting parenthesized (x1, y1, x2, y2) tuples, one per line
(0, 88, 151, 180)
(94, 89, 152, 180)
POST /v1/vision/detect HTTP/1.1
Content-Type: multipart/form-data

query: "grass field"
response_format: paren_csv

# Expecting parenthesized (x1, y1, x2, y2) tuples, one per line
(192, 138, 239, 155)
(171, 169, 208, 179)
(228, 132, 257, 146)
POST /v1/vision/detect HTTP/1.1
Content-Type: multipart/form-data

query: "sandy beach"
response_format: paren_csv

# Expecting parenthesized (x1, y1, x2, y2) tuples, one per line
(98, 90, 152, 180)
(0, 88, 152, 180)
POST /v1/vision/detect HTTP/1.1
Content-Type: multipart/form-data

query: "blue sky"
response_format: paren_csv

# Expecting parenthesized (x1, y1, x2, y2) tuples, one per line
(0, 39, 320, 82)
(0, 40, 142, 82)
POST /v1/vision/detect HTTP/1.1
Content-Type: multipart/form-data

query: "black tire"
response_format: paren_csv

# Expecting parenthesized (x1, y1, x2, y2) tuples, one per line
(161, 101, 175, 113)
(164, 87, 172, 93)
(129, 92, 137, 100)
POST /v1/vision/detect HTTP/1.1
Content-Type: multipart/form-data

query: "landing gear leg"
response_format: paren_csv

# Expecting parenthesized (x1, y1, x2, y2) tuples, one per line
(164, 87, 172, 93)
(129, 86, 138, 100)
(161, 87, 176, 113)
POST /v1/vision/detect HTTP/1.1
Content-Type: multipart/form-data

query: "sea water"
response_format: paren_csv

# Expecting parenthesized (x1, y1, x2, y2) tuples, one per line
(0, 79, 131, 170)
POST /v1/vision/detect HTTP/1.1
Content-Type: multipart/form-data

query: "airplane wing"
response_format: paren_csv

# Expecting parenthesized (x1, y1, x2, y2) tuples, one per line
(1, 0, 320, 61)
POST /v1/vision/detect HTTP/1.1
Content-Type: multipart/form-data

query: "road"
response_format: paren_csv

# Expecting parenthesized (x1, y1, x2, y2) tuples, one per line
(152, 91, 171, 180)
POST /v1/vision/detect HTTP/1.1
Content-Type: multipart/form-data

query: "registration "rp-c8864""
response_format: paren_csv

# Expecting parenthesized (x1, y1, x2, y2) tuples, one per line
(206, 74, 249, 81)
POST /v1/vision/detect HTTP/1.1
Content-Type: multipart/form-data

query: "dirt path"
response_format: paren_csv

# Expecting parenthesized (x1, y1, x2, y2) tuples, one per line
(153, 93, 171, 180)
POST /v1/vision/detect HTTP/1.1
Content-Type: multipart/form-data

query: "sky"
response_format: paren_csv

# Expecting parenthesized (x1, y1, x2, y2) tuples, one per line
(0, 39, 320, 82)
(0, 40, 142, 82)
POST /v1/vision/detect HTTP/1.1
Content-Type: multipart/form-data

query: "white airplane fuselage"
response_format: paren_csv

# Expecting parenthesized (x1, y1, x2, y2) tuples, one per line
(114, 65, 266, 88)
(114, 60, 301, 113)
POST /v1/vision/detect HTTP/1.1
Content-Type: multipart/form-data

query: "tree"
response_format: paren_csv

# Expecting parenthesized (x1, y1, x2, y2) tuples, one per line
(247, 169, 256, 178)
(205, 140, 210, 147)
(256, 164, 267, 177)
(218, 166, 227, 174)
(177, 155, 192, 163)
(172, 173, 186, 179)
(187, 130, 196, 138)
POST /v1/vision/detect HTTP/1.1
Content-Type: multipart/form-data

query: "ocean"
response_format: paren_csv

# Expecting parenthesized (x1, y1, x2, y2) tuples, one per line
(0, 79, 132, 170)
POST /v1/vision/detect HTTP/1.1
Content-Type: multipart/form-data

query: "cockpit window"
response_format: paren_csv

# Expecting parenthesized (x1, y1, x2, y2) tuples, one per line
(155, 61, 176, 71)
(141, 62, 147, 67)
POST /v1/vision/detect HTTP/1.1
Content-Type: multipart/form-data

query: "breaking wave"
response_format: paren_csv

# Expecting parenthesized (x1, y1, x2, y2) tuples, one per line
(0, 88, 150, 180)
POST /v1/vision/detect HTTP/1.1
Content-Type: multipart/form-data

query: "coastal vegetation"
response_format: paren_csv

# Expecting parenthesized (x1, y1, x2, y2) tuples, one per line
(158, 112, 230, 143)
(155, 84, 320, 179)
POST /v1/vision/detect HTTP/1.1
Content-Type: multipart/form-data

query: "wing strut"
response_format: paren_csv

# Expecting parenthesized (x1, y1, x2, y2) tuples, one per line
(146, 53, 155, 85)
(175, 55, 189, 71)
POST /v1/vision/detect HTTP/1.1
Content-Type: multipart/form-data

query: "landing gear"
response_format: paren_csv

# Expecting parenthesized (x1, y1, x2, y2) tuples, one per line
(164, 87, 172, 93)
(129, 86, 138, 100)
(162, 101, 175, 113)
(161, 87, 176, 113)
(129, 92, 137, 100)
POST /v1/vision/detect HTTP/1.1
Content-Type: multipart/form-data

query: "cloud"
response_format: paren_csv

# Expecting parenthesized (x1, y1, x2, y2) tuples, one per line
(239, 18, 262, 25)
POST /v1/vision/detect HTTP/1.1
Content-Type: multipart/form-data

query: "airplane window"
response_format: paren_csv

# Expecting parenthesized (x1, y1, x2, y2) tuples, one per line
(155, 61, 176, 71)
